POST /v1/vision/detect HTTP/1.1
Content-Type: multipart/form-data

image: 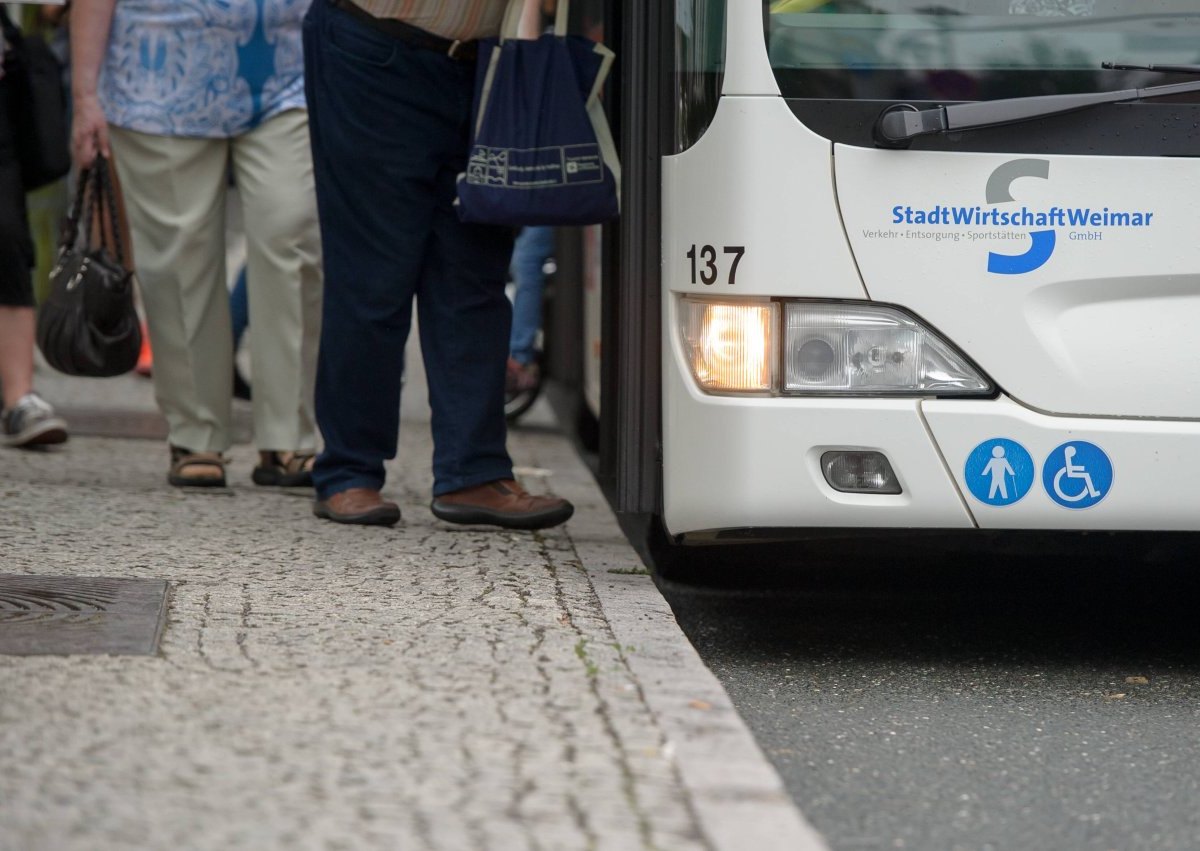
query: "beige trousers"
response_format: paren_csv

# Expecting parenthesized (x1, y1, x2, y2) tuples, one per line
(110, 110, 322, 454)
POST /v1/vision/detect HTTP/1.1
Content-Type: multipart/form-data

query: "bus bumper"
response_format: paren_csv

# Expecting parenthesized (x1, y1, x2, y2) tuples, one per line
(663, 366, 1200, 536)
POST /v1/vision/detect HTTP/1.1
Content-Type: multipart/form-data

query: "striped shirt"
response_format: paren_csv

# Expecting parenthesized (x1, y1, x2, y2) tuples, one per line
(348, 0, 508, 40)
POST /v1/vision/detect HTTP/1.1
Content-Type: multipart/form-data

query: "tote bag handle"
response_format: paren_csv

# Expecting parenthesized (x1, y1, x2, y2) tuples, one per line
(500, 0, 569, 42)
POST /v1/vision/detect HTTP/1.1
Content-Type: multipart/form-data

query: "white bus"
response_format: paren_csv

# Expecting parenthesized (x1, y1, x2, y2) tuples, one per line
(560, 1, 1200, 567)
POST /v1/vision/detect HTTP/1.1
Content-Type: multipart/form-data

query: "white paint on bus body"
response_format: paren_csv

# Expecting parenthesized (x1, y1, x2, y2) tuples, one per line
(661, 86, 1200, 536)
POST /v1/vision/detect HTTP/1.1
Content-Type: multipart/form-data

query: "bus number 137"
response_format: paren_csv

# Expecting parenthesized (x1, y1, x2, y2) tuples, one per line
(686, 244, 745, 286)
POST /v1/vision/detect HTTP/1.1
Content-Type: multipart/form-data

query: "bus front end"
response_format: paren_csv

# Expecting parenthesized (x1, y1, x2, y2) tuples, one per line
(661, 1, 1200, 539)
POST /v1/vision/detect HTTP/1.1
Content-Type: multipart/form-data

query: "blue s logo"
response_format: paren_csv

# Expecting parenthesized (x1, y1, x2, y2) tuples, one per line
(986, 159, 1054, 275)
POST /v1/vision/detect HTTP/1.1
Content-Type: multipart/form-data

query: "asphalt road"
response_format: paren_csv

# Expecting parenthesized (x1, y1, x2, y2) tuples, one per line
(659, 533, 1200, 851)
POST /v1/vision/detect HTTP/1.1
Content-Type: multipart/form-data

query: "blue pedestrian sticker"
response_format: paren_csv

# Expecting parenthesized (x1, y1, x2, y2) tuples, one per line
(964, 438, 1035, 506)
(1042, 441, 1112, 509)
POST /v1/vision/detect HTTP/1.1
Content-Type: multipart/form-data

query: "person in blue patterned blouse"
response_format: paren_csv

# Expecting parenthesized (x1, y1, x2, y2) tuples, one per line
(69, 0, 322, 489)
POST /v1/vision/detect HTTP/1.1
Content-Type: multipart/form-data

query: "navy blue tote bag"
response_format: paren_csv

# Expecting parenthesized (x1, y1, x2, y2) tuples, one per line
(456, 0, 620, 227)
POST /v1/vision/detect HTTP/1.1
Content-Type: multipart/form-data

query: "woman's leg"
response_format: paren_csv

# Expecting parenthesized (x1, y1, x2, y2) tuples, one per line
(0, 80, 36, 410)
(108, 128, 233, 453)
(231, 108, 322, 455)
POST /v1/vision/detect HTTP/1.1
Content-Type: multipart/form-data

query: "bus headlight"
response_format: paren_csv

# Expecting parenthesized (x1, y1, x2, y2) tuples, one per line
(679, 298, 777, 393)
(783, 302, 991, 396)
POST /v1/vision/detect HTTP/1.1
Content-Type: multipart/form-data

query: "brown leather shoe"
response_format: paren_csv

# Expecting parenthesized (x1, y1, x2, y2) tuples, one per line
(430, 479, 574, 530)
(313, 487, 401, 526)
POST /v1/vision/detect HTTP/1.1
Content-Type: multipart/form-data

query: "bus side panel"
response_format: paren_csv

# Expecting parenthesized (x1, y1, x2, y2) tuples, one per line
(662, 96, 864, 300)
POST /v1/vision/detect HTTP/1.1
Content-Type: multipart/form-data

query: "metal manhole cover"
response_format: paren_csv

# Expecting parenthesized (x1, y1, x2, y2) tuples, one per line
(0, 575, 168, 656)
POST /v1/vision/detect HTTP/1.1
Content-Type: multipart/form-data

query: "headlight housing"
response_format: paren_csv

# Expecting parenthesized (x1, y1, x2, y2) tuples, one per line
(782, 302, 991, 396)
(678, 297, 992, 397)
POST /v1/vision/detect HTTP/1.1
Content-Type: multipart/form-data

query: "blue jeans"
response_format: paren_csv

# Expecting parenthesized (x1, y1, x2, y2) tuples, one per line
(509, 226, 554, 366)
(304, 0, 515, 499)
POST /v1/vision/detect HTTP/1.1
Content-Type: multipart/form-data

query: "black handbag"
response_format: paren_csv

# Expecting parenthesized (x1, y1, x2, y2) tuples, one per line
(0, 9, 70, 191)
(36, 157, 142, 378)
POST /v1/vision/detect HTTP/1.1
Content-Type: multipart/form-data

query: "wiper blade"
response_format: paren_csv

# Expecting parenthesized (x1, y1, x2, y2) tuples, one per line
(873, 79, 1200, 148)
(1102, 61, 1200, 75)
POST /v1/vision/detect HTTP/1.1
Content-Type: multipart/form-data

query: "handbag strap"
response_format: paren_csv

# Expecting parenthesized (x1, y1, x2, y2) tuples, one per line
(61, 165, 96, 251)
(95, 158, 127, 268)
(61, 158, 126, 268)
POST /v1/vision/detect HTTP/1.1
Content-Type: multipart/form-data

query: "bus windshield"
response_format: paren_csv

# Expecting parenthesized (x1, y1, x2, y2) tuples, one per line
(767, 1, 1200, 102)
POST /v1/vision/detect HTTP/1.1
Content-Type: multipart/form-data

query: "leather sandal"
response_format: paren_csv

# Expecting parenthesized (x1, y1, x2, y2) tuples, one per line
(252, 451, 315, 487)
(167, 446, 227, 488)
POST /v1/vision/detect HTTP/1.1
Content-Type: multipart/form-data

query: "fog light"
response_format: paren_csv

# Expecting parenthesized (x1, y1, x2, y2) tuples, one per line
(821, 451, 902, 494)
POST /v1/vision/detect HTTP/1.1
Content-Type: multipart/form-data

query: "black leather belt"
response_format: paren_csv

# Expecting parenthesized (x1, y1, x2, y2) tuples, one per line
(328, 0, 478, 62)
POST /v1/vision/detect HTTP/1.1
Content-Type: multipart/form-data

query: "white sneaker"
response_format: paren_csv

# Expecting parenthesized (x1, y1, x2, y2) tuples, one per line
(2, 393, 68, 448)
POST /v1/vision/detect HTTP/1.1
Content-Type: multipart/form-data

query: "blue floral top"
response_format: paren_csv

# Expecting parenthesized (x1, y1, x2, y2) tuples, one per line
(101, 0, 308, 138)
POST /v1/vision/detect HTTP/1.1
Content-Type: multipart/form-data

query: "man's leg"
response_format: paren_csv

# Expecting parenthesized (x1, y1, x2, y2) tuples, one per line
(305, 0, 454, 511)
(417, 154, 515, 496)
(419, 183, 571, 530)
(413, 62, 573, 530)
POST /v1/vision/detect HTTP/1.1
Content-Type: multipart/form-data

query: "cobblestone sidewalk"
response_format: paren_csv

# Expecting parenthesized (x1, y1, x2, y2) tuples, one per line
(0, 364, 823, 851)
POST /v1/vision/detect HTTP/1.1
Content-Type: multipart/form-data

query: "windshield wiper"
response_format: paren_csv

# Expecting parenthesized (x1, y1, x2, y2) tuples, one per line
(1102, 61, 1200, 75)
(873, 77, 1200, 148)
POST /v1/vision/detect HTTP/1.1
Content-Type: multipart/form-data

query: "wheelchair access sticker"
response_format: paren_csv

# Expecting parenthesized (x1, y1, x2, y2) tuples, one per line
(1041, 441, 1113, 510)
